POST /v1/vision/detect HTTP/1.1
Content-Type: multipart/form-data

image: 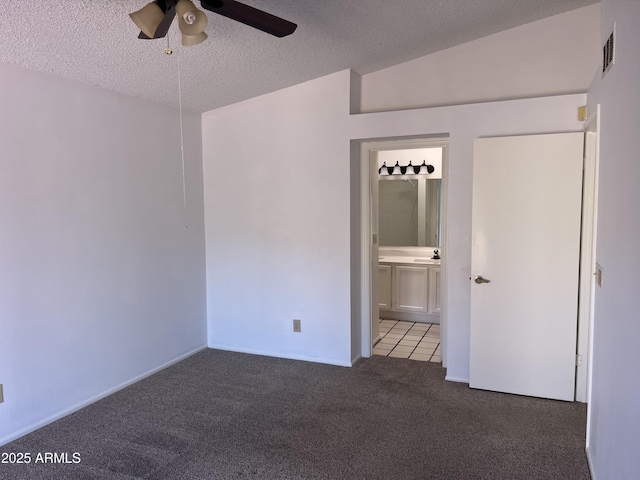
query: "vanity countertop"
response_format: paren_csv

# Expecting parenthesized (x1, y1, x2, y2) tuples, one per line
(379, 256, 440, 265)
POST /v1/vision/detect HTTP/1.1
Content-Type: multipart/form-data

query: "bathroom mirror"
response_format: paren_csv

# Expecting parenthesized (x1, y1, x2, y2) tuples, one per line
(378, 178, 441, 247)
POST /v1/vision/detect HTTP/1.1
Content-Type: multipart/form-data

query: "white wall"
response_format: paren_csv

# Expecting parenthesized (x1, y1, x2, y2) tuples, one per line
(200, 5, 600, 385)
(350, 94, 586, 380)
(0, 62, 207, 445)
(202, 70, 354, 366)
(201, 64, 586, 380)
(360, 4, 600, 113)
(586, 0, 640, 478)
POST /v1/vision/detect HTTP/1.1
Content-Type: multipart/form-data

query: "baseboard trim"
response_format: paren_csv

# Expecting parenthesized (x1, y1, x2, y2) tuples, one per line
(208, 343, 352, 367)
(586, 445, 596, 480)
(380, 310, 440, 324)
(445, 375, 469, 384)
(0, 344, 207, 447)
(351, 354, 363, 366)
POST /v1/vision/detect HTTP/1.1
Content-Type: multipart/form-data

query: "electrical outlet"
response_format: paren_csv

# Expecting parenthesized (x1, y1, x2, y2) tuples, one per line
(293, 319, 301, 333)
(0, 384, 4, 404)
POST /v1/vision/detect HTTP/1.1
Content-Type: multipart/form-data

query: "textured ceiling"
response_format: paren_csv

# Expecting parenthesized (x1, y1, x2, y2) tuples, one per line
(0, 0, 598, 113)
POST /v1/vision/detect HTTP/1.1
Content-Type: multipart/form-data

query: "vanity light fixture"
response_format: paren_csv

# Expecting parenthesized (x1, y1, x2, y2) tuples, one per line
(378, 160, 435, 176)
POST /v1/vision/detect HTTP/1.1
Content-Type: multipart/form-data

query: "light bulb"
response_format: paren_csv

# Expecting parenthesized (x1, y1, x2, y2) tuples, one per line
(183, 12, 196, 25)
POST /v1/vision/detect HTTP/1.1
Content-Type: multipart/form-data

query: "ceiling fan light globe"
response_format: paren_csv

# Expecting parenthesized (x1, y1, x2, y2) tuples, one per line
(182, 31, 208, 46)
(129, 2, 165, 38)
(176, 0, 208, 36)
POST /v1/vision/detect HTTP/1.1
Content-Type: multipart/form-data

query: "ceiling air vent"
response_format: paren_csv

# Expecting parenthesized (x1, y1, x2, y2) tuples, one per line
(602, 23, 616, 78)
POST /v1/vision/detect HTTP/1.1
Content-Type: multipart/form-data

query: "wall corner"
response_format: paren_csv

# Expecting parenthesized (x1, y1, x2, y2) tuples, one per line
(350, 70, 362, 115)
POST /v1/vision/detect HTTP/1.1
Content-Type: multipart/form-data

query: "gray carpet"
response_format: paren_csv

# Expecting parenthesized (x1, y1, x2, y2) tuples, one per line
(1, 349, 590, 479)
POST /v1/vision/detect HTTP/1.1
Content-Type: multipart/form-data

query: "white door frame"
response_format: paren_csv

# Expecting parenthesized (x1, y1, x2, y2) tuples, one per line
(359, 137, 449, 365)
(579, 105, 599, 408)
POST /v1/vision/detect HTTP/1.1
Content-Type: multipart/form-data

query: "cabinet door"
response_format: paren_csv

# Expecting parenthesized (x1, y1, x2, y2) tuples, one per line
(378, 265, 392, 310)
(428, 267, 441, 314)
(394, 266, 429, 313)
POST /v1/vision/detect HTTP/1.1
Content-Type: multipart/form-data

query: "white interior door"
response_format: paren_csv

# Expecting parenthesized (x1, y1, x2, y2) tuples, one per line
(470, 133, 583, 401)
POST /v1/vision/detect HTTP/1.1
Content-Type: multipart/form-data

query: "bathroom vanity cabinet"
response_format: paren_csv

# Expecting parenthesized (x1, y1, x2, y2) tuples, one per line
(428, 267, 441, 314)
(378, 262, 441, 323)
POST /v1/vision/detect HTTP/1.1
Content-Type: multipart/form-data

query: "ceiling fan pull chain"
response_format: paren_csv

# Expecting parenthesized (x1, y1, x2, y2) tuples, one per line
(177, 49, 188, 229)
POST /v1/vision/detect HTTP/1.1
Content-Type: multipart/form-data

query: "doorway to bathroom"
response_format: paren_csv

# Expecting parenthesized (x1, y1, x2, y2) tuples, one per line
(357, 136, 449, 365)
(374, 320, 441, 362)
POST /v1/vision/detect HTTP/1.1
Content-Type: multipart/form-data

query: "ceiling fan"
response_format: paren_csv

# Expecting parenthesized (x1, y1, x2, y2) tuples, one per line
(130, 0, 297, 46)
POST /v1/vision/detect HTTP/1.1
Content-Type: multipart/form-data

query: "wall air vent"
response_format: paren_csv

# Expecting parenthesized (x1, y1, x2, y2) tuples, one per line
(602, 23, 615, 78)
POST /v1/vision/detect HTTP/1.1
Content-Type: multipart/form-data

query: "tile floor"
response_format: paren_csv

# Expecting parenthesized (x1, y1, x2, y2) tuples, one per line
(373, 319, 441, 363)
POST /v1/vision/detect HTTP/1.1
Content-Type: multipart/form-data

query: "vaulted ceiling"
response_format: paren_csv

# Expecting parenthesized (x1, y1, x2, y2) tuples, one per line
(0, 0, 598, 112)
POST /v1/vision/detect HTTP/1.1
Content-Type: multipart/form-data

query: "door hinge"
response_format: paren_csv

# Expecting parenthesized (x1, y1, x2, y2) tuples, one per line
(576, 354, 583, 367)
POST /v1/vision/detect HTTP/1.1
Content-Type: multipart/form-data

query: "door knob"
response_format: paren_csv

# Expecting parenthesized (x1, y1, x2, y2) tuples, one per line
(474, 276, 491, 284)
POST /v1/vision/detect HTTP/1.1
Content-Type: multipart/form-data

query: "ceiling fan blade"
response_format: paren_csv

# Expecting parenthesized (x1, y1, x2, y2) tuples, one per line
(138, 0, 177, 40)
(200, 0, 297, 37)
